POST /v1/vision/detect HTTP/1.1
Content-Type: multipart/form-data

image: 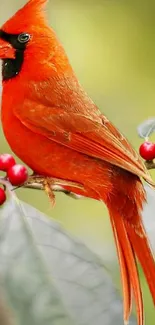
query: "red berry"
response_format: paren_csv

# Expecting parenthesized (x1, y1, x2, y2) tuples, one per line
(7, 164, 28, 186)
(0, 188, 6, 206)
(0, 154, 16, 171)
(139, 141, 155, 160)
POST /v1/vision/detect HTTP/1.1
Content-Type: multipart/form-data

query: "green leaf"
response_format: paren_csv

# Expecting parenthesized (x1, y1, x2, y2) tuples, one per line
(0, 197, 136, 325)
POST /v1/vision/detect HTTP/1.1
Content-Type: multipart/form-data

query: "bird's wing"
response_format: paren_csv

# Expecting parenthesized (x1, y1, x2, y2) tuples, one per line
(14, 100, 153, 184)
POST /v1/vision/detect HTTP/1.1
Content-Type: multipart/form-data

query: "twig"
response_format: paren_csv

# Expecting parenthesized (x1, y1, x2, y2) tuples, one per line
(23, 175, 85, 198)
(24, 175, 83, 190)
(0, 175, 85, 199)
(145, 160, 155, 170)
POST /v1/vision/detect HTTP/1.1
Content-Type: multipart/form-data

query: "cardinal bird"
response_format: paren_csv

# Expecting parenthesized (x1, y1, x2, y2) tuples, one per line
(0, 0, 155, 323)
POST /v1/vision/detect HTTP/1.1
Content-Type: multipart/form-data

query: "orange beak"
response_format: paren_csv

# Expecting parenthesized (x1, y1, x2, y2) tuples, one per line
(0, 39, 15, 59)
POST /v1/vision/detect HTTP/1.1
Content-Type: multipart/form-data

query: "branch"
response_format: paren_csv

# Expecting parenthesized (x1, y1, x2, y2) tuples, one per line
(23, 175, 85, 199)
(145, 160, 155, 170)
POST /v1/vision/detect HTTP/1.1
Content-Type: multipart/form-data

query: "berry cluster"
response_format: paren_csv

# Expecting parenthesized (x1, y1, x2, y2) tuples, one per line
(139, 141, 155, 161)
(0, 154, 28, 206)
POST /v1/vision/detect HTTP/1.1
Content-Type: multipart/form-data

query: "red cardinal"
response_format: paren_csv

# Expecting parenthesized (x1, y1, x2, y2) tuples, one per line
(0, 1, 155, 323)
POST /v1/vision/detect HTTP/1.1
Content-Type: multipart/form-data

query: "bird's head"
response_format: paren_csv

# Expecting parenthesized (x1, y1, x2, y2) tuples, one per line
(0, 0, 69, 81)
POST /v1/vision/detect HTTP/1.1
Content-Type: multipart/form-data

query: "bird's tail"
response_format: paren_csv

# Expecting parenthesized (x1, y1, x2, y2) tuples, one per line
(109, 208, 155, 325)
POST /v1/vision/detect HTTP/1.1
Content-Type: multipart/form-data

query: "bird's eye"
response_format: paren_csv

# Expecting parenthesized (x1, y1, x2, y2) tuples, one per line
(18, 33, 30, 44)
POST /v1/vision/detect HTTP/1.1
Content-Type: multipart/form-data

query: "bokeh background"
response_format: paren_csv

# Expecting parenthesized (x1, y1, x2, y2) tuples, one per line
(0, 0, 155, 323)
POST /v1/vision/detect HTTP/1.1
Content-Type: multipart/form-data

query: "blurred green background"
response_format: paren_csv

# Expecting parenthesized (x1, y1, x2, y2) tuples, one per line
(0, 0, 155, 323)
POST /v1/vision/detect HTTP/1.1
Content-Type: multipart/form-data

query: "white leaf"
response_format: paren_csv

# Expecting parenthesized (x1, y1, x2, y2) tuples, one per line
(0, 198, 136, 325)
(143, 185, 155, 251)
(137, 118, 155, 138)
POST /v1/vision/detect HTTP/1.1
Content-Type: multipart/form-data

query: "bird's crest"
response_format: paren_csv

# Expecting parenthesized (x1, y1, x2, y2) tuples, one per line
(1, 0, 48, 34)
(27, 0, 48, 10)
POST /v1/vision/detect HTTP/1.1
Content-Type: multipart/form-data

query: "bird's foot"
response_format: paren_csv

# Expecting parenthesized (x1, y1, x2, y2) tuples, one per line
(24, 175, 55, 206)
(24, 174, 85, 201)
(43, 178, 56, 207)
(24, 175, 46, 190)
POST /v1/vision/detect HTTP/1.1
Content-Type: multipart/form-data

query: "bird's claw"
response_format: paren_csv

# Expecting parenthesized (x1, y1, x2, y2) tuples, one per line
(24, 174, 85, 201)
(24, 175, 55, 206)
(43, 178, 56, 207)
